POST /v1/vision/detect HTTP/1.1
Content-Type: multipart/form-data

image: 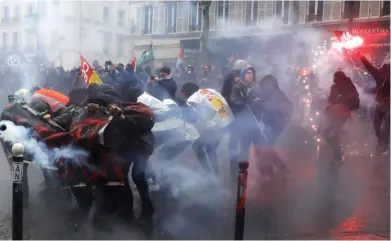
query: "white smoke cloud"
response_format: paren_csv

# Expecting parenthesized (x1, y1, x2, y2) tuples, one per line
(0, 120, 88, 167)
(209, 16, 376, 107)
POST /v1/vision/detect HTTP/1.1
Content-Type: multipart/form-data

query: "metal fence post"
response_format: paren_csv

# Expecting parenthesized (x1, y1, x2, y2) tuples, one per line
(234, 160, 249, 240)
(12, 143, 24, 240)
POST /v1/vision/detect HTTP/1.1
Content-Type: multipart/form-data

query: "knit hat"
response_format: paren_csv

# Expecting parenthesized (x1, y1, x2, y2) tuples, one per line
(233, 59, 248, 70)
(240, 66, 256, 81)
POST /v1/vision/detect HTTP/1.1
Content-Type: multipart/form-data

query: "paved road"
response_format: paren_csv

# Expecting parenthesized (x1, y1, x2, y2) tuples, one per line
(0, 118, 389, 239)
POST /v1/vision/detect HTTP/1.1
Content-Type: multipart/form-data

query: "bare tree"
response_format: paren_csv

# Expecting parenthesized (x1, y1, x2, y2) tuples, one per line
(199, 1, 212, 66)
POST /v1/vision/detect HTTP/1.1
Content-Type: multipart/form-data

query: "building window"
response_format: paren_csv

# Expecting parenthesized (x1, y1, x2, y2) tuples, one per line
(276, 0, 290, 24)
(103, 6, 109, 23)
(3, 6, 9, 23)
(142, 5, 153, 35)
(12, 32, 18, 47)
(217, 1, 229, 20)
(291, 1, 299, 24)
(118, 10, 125, 26)
(316, 1, 324, 21)
(27, 3, 34, 15)
(166, 3, 177, 33)
(343, 1, 360, 19)
(245, 0, 258, 26)
(14, 5, 20, 22)
(381, 0, 390, 16)
(190, 2, 201, 31)
(2, 33, 7, 48)
(307, 0, 323, 22)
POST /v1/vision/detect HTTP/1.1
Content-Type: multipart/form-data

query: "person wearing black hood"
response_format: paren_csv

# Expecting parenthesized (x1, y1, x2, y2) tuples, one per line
(322, 71, 360, 166)
(105, 60, 117, 82)
(251, 74, 292, 177)
(357, 52, 390, 155)
(147, 66, 177, 101)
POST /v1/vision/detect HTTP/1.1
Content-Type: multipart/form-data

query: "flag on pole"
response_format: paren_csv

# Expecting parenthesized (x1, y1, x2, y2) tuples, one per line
(130, 49, 136, 69)
(136, 43, 154, 67)
(176, 47, 185, 69)
(80, 55, 103, 86)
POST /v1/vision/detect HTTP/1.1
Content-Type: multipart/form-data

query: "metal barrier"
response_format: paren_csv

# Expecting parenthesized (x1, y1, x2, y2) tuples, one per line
(12, 143, 24, 240)
(234, 160, 249, 240)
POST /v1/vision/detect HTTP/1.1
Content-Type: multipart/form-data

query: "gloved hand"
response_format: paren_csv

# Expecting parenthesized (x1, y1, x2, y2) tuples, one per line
(87, 103, 99, 112)
(39, 110, 51, 121)
(109, 104, 122, 117)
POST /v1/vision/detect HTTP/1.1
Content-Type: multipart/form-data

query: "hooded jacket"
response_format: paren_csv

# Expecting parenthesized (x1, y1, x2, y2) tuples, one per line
(253, 75, 293, 133)
(147, 75, 177, 101)
(230, 66, 256, 113)
(326, 71, 360, 119)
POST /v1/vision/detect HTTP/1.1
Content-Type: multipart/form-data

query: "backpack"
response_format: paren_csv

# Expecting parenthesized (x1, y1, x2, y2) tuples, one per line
(69, 107, 126, 149)
(121, 102, 155, 134)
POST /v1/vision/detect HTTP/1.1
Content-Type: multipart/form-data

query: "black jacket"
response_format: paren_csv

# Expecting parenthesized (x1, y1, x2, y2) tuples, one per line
(360, 56, 390, 105)
(147, 76, 177, 101)
(51, 105, 81, 131)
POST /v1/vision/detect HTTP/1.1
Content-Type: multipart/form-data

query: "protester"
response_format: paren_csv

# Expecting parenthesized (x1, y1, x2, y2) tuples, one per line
(147, 66, 177, 101)
(321, 71, 360, 165)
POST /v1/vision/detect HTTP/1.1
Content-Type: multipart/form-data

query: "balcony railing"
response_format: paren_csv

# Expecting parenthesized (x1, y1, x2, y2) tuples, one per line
(306, 14, 322, 23)
(142, 28, 152, 35)
(189, 24, 201, 32)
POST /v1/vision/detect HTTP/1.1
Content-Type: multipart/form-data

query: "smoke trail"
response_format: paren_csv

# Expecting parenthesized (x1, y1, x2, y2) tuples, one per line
(0, 120, 88, 167)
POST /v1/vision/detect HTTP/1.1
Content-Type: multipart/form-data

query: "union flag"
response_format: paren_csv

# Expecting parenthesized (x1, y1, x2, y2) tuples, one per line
(80, 55, 103, 86)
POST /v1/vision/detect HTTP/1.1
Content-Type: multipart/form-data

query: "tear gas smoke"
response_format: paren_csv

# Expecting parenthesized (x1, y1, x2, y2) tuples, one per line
(209, 17, 373, 99)
(0, 120, 88, 167)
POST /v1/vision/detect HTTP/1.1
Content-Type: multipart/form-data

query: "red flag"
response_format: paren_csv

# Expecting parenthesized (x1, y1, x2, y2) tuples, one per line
(176, 47, 184, 68)
(130, 49, 136, 69)
(80, 55, 103, 86)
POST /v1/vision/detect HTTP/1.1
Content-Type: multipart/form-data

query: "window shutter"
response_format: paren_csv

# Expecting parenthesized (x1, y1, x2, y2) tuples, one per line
(158, 4, 165, 34)
(236, 1, 244, 27)
(228, 1, 235, 27)
(177, 2, 183, 33)
(153, 5, 159, 34)
(359, 1, 370, 18)
(265, 1, 274, 18)
(135, 6, 141, 36)
(258, 1, 265, 22)
(298, 1, 306, 24)
(182, 1, 190, 32)
(209, 1, 216, 30)
(322, 1, 332, 22)
(370, 0, 380, 18)
(331, 0, 342, 21)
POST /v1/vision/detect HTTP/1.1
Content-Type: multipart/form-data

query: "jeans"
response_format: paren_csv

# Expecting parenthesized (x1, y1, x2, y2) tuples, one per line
(192, 127, 226, 174)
